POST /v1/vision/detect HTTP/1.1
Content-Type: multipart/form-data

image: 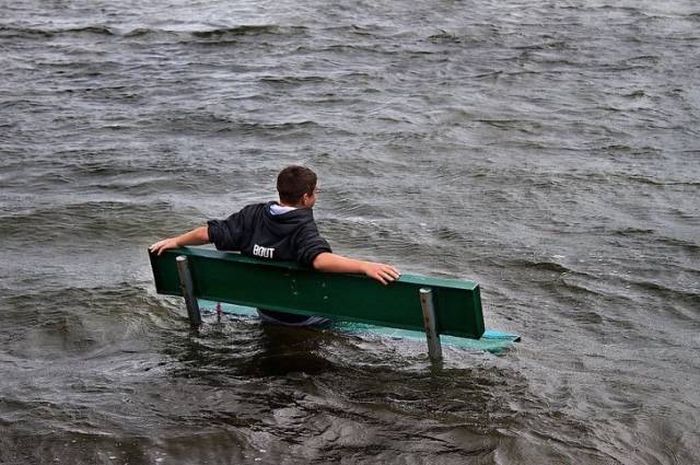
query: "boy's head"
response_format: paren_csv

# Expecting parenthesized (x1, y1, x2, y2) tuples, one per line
(277, 165, 318, 207)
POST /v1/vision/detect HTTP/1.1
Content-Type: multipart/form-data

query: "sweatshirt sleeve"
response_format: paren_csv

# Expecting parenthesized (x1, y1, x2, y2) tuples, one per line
(207, 210, 246, 251)
(295, 223, 332, 267)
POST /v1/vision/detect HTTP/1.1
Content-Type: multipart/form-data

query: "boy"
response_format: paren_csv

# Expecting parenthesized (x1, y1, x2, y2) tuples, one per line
(149, 165, 400, 325)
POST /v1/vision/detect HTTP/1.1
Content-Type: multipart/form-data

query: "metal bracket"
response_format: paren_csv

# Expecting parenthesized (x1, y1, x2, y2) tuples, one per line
(419, 288, 443, 362)
(176, 255, 202, 328)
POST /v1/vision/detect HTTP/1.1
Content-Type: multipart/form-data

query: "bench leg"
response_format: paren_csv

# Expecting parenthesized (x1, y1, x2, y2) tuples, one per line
(176, 255, 202, 328)
(419, 288, 443, 362)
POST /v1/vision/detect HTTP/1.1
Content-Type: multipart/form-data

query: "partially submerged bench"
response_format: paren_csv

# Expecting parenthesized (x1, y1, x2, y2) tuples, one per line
(149, 247, 487, 361)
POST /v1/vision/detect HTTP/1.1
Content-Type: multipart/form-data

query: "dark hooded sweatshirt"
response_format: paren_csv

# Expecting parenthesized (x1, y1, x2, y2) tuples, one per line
(207, 202, 331, 266)
(207, 202, 332, 325)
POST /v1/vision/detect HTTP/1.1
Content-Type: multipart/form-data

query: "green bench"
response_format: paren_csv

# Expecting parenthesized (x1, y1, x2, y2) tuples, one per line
(149, 247, 498, 360)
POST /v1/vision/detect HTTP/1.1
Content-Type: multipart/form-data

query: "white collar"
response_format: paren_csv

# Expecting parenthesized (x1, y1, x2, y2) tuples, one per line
(269, 203, 297, 216)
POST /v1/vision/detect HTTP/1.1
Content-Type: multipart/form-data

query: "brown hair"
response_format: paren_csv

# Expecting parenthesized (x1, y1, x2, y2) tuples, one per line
(277, 165, 317, 204)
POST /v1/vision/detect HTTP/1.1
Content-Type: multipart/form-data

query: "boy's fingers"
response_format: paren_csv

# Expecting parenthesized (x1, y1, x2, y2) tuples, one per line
(382, 266, 400, 281)
(377, 268, 399, 285)
(149, 242, 167, 256)
(370, 269, 387, 285)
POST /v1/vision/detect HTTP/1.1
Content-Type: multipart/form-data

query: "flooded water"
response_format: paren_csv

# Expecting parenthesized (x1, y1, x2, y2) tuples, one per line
(1, 0, 698, 464)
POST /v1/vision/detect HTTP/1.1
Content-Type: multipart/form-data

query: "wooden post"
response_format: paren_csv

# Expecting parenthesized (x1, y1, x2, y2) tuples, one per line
(419, 288, 443, 362)
(176, 255, 201, 328)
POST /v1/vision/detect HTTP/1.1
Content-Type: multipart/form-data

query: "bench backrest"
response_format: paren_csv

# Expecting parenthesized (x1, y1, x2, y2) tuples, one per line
(149, 247, 485, 339)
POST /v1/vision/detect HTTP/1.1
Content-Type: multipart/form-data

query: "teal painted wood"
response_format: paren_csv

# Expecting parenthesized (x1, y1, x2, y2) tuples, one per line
(149, 247, 485, 339)
(199, 300, 519, 354)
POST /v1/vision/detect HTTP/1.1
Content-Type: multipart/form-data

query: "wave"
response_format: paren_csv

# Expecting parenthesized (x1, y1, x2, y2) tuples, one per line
(427, 31, 472, 45)
(0, 200, 193, 244)
(190, 25, 307, 38)
(0, 25, 114, 39)
(261, 75, 328, 85)
(619, 174, 700, 186)
(0, 282, 180, 360)
(0, 24, 307, 42)
(125, 24, 309, 46)
(625, 278, 700, 302)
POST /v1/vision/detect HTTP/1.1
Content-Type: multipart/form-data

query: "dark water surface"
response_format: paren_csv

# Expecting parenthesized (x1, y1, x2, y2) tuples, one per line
(1, 0, 698, 464)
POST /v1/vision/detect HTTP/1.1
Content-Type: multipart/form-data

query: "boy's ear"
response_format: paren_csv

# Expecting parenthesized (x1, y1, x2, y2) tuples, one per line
(300, 192, 314, 207)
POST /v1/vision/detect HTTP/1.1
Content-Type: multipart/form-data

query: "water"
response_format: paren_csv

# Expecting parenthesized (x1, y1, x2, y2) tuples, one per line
(1, 0, 698, 463)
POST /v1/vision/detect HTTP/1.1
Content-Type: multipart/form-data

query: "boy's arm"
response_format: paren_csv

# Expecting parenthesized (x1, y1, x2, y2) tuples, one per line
(312, 252, 400, 285)
(149, 225, 210, 255)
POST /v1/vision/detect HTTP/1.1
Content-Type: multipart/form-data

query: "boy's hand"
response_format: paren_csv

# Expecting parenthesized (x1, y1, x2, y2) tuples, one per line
(363, 262, 401, 285)
(149, 226, 210, 256)
(149, 238, 179, 256)
(311, 253, 400, 285)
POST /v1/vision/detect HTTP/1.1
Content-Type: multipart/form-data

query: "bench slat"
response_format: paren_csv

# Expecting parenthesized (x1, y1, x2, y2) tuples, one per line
(149, 247, 485, 339)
